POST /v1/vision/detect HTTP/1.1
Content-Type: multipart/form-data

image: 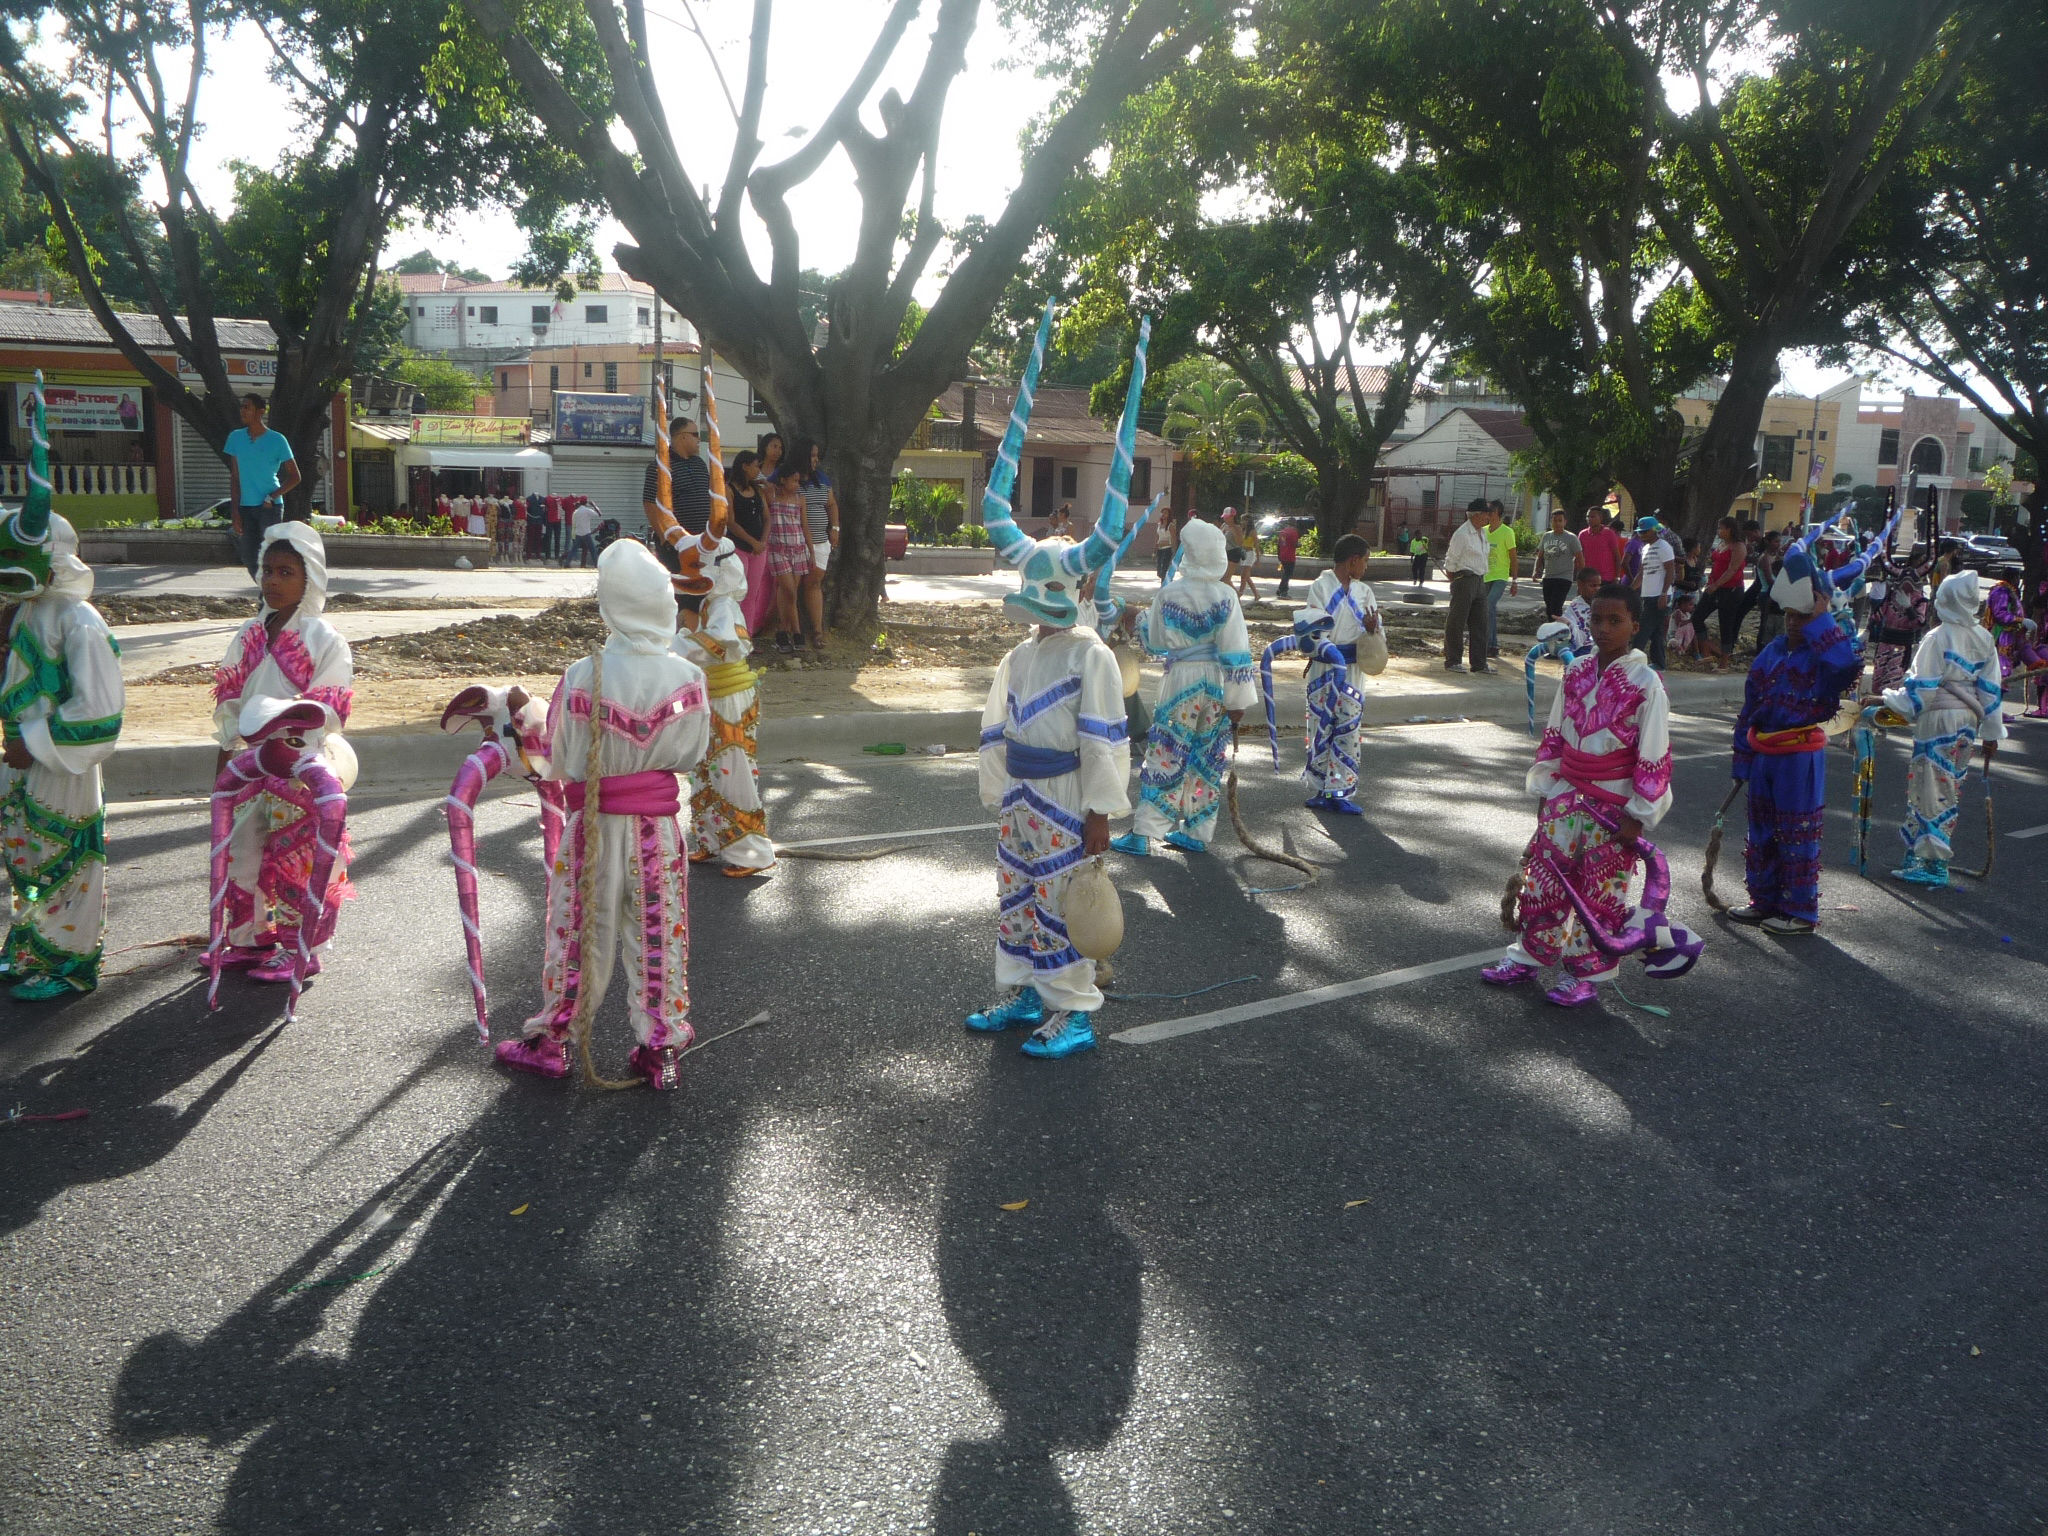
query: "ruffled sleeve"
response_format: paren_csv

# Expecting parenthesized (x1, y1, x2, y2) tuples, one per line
(1075, 640, 1133, 819)
(978, 650, 1011, 812)
(1625, 667, 1673, 828)
(212, 621, 262, 750)
(20, 605, 123, 776)
(1218, 591, 1257, 712)
(298, 618, 355, 729)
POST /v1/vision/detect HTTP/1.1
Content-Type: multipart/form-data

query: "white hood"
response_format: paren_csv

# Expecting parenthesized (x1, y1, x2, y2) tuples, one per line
(1176, 519, 1228, 581)
(1933, 569, 1983, 629)
(45, 513, 92, 601)
(259, 520, 331, 621)
(598, 538, 679, 654)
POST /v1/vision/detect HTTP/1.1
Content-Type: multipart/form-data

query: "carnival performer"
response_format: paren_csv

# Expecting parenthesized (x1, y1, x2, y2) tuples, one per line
(1264, 533, 1381, 815)
(1866, 543, 1933, 694)
(674, 537, 774, 876)
(1877, 569, 2004, 887)
(1561, 566, 1601, 653)
(496, 540, 711, 1090)
(1109, 518, 1254, 857)
(1987, 563, 2045, 719)
(963, 299, 1137, 1061)
(210, 521, 355, 982)
(1482, 582, 1674, 1007)
(1725, 522, 1872, 936)
(0, 375, 123, 999)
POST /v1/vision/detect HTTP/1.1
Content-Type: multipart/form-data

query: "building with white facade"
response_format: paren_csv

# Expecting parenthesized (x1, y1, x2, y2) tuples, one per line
(393, 272, 693, 368)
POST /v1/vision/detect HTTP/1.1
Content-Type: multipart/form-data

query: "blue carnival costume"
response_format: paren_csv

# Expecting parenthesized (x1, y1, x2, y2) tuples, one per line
(1113, 519, 1254, 856)
(1729, 516, 1890, 930)
(1259, 569, 1381, 813)
(1882, 569, 2003, 886)
(966, 303, 1143, 1059)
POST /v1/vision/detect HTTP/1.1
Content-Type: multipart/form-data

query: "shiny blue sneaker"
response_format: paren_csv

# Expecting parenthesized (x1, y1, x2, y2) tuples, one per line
(1109, 833, 1151, 857)
(1304, 793, 1332, 810)
(1163, 831, 1207, 854)
(1019, 1011, 1096, 1059)
(1320, 796, 1364, 816)
(1892, 858, 1947, 887)
(965, 986, 1045, 1033)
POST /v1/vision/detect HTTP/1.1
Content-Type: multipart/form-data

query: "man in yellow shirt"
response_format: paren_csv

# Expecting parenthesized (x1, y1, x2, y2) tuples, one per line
(1483, 501, 1519, 659)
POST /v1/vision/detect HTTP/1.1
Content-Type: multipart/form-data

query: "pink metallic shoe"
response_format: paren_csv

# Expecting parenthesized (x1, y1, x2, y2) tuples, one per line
(495, 1034, 570, 1079)
(200, 945, 277, 973)
(1480, 960, 1538, 987)
(627, 1043, 683, 1091)
(248, 951, 319, 984)
(1544, 979, 1599, 1008)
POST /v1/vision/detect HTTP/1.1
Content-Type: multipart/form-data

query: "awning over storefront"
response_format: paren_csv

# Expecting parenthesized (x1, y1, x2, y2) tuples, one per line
(400, 446, 551, 475)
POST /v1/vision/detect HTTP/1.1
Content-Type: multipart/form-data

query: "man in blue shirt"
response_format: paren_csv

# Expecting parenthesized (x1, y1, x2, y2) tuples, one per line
(222, 393, 301, 578)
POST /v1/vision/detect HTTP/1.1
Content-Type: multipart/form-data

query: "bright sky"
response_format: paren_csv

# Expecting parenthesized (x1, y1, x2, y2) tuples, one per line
(186, 0, 1059, 304)
(164, 3, 1880, 400)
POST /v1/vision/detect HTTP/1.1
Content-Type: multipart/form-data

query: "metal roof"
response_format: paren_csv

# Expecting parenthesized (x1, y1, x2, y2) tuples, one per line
(0, 303, 275, 352)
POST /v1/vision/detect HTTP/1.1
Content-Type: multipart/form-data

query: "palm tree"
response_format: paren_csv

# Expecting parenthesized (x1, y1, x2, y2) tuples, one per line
(1162, 378, 1266, 452)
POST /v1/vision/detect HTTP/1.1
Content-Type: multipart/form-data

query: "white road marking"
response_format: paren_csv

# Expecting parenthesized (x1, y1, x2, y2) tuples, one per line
(776, 821, 993, 851)
(1111, 947, 1503, 1046)
(2006, 824, 2048, 841)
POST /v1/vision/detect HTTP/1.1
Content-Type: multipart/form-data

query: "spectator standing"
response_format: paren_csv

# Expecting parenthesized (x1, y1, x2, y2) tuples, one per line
(761, 460, 809, 654)
(1578, 504, 1624, 582)
(1483, 502, 1519, 658)
(791, 438, 839, 650)
(222, 393, 301, 579)
(1633, 514, 1678, 669)
(1275, 519, 1302, 597)
(644, 416, 711, 536)
(1046, 503, 1074, 539)
(1442, 499, 1493, 673)
(568, 497, 600, 567)
(1535, 509, 1582, 618)
(1154, 509, 1179, 580)
(1694, 515, 1748, 668)
(1409, 530, 1432, 586)
(1622, 519, 1645, 588)
(725, 450, 774, 634)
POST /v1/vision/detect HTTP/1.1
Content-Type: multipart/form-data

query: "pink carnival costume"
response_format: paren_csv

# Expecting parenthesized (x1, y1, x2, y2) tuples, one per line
(210, 522, 355, 974)
(440, 686, 565, 1042)
(1491, 647, 1675, 1005)
(497, 540, 711, 1090)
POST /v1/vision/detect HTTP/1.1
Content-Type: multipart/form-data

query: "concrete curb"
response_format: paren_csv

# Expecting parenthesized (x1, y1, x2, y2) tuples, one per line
(105, 679, 1745, 802)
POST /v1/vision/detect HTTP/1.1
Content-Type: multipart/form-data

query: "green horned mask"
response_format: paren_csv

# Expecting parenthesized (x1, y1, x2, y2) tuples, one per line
(0, 368, 55, 597)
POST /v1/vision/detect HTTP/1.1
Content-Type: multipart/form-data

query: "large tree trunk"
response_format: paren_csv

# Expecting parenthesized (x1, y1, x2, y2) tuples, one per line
(827, 423, 906, 630)
(1613, 408, 1687, 529)
(1678, 334, 1781, 543)
(1313, 457, 1368, 550)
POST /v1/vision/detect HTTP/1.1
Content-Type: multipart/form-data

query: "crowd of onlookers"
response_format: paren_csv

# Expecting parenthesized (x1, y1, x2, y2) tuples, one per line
(431, 488, 608, 567)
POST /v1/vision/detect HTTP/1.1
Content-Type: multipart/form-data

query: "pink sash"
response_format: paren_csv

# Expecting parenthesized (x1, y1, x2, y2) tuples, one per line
(564, 770, 681, 816)
(1560, 744, 1636, 805)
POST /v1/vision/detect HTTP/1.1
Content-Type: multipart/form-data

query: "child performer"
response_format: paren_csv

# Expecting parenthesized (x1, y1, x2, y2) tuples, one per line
(0, 377, 124, 999)
(673, 537, 774, 876)
(211, 522, 356, 982)
(963, 299, 1137, 1061)
(1561, 567, 1601, 653)
(1484, 584, 1672, 1007)
(1987, 563, 2046, 719)
(1725, 521, 1873, 936)
(1877, 569, 2003, 887)
(1285, 533, 1382, 815)
(497, 541, 711, 1090)
(1865, 544, 1932, 694)
(1110, 518, 1253, 857)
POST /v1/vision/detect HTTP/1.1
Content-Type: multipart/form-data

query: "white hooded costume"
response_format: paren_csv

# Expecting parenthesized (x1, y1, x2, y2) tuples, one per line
(1131, 519, 1255, 845)
(0, 513, 125, 989)
(672, 537, 774, 871)
(525, 540, 711, 1050)
(1295, 565, 1381, 800)
(211, 521, 356, 953)
(1883, 569, 2005, 869)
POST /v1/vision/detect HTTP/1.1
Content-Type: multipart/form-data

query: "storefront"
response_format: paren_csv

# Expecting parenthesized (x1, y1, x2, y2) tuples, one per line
(397, 430, 551, 514)
(548, 390, 654, 534)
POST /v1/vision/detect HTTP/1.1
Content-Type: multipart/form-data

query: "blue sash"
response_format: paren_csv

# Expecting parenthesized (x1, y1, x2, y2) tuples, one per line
(1006, 739, 1082, 779)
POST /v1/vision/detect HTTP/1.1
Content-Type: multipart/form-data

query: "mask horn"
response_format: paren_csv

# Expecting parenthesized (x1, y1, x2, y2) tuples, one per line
(20, 369, 51, 541)
(979, 298, 1055, 568)
(1071, 316, 1151, 577)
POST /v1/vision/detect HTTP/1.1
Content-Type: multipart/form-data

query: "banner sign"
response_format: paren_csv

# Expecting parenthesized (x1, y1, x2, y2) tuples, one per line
(553, 391, 648, 446)
(18, 382, 144, 432)
(412, 414, 530, 445)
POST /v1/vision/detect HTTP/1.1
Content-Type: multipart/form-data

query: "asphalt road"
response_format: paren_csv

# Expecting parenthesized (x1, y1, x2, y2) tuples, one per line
(3, 709, 2046, 1535)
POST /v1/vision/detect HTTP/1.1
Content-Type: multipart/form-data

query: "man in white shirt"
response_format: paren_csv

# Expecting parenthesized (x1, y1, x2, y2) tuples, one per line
(1442, 498, 1494, 673)
(1633, 514, 1678, 669)
(568, 497, 602, 567)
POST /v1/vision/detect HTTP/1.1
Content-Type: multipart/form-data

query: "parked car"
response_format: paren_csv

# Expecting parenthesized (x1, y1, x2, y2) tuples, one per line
(1938, 532, 2023, 572)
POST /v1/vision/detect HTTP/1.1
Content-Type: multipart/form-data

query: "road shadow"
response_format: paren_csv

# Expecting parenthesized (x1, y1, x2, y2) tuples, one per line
(931, 1052, 1141, 1535)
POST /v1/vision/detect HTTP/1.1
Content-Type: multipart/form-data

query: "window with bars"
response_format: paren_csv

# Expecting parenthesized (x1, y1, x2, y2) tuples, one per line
(604, 362, 618, 393)
(585, 305, 608, 324)
(1761, 434, 1796, 480)
(479, 306, 498, 324)
(531, 305, 551, 325)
